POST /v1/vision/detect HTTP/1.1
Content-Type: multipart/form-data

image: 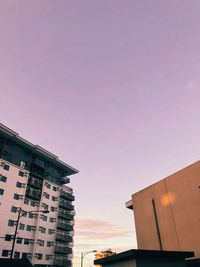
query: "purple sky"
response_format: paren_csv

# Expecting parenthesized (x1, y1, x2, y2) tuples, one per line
(1, 1, 200, 266)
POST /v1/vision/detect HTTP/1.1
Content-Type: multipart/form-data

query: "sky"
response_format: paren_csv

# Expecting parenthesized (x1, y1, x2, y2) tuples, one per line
(1, 0, 200, 266)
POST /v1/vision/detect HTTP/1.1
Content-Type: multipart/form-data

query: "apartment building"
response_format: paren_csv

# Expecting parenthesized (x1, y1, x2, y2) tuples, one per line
(126, 161, 200, 258)
(0, 124, 78, 267)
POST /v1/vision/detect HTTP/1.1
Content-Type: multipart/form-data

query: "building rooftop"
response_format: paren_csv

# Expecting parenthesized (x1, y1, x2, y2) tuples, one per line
(0, 123, 79, 175)
(126, 160, 200, 210)
(94, 249, 194, 265)
(0, 258, 33, 267)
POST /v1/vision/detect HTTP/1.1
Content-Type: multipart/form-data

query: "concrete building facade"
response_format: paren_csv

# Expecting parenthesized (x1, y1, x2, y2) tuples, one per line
(0, 124, 78, 267)
(126, 161, 200, 258)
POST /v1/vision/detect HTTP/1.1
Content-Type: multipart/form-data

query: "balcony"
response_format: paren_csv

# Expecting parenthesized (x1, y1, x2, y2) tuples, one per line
(58, 211, 74, 221)
(28, 177, 42, 189)
(57, 222, 73, 232)
(55, 245, 72, 254)
(60, 191, 75, 201)
(30, 164, 44, 179)
(25, 187, 41, 200)
(59, 199, 74, 211)
(56, 234, 73, 243)
(61, 177, 70, 184)
(54, 258, 71, 266)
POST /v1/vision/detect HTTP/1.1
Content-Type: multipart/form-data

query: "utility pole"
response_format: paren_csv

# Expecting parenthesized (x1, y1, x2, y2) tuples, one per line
(10, 208, 49, 259)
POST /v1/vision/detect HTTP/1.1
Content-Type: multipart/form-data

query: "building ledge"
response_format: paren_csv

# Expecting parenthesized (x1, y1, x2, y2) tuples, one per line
(126, 199, 133, 210)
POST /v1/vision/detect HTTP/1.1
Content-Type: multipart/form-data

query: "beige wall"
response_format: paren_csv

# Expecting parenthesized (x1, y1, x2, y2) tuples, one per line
(130, 161, 200, 257)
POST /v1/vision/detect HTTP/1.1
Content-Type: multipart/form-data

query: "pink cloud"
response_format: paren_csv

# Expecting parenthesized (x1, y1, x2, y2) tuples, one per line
(74, 243, 107, 249)
(74, 218, 132, 239)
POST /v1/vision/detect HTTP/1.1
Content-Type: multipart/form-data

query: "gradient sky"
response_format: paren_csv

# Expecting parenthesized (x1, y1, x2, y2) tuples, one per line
(1, 1, 200, 266)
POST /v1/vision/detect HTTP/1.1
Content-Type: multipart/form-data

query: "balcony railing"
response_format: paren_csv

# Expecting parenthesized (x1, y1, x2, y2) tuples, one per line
(56, 234, 73, 243)
(60, 191, 75, 201)
(61, 177, 70, 184)
(58, 211, 74, 221)
(57, 222, 73, 232)
(25, 186, 41, 200)
(54, 258, 71, 266)
(55, 246, 72, 254)
(59, 200, 74, 211)
(28, 177, 42, 189)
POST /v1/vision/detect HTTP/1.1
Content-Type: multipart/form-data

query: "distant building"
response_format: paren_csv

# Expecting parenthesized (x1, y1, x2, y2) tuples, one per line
(94, 249, 194, 267)
(0, 124, 78, 267)
(95, 249, 116, 267)
(126, 161, 200, 258)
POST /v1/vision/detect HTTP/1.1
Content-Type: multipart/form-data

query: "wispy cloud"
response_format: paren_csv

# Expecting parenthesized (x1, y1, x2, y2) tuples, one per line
(186, 80, 200, 92)
(74, 243, 108, 249)
(74, 218, 133, 240)
(75, 230, 132, 239)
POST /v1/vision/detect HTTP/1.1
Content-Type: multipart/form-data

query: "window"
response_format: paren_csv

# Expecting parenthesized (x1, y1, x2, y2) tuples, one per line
(48, 229, 53, 235)
(30, 201, 36, 207)
(37, 253, 43, 260)
(46, 183, 51, 189)
(0, 189, 4, 195)
(16, 181, 22, 188)
(19, 223, 25, 230)
(47, 241, 52, 247)
(45, 254, 52, 260)
(14, 252, 20, 259)
(3, 164, 9, 171)
(51, 206, 56, 212)
(16, 237, 22, 244)
(49, 217, 55, 223)
(14, 193, 20, 200)
(24, 198, 29, 205)
(48, 229, 55, 235)
(52, 196, 56, 201)
(8, 220, 15, 227)
(11, 206, 18, 213)
(22, 253, 28, 258)
(39, 227, 46, 233)
(45, 193, 50, 199)
(22, 211, 27, 217)
(5, 234, 12, 241)
(43, 203, 48, 210)
(2, 250, 9, 257)
(24, 239, 30, 245)
(0, 175, 7, 182)
(31, 226, 36, 231)
(18, 171, 24, 177)
(28, 213, 34, 219)
(53, 186, 57, 191)
(26, 225, 32, 231)
(41, 215, 47, 221)
(38, 240, 44, 246)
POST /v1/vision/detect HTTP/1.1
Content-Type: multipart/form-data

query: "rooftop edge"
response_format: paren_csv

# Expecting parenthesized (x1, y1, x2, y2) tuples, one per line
(0, 123, 79, 175)
(94, 249, 194, 265)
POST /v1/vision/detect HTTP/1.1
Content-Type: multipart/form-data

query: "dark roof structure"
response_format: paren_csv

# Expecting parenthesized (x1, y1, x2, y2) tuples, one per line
(186, 258, 200, 267)
(94, 249, 194, 265)
(0, 258, 33, 267)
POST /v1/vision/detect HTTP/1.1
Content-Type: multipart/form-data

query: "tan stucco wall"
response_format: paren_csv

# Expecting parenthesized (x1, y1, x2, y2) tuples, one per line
(131, 161, 200, 257)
